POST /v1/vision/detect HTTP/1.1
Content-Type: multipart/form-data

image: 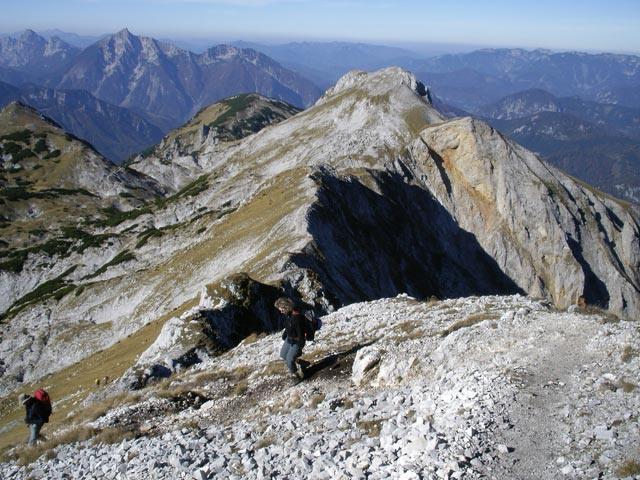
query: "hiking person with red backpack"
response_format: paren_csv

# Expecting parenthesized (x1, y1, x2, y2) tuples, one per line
(275, 297, 308, 383)
(18, 389, 52, 446)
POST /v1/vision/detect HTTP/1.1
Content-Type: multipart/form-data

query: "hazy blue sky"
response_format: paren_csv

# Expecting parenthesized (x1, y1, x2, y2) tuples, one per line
(3, 0, 639, 54)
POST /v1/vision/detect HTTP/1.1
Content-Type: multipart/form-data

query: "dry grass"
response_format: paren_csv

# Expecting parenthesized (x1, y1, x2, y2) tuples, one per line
(356, 419, 384, 437)
(254, 436, 277, 449)
(616, 459, 640, 477)
(620, 380, 637, 393)
(308, 393, 326, 409)
(68, 392, 143, 424)
(90, 428, 138, 446)
(394, 320, 424, 339)
(582, 305, 621, 323)
(0, 304, 177, 452)
(3, 388, 146, 466)
(440, 312, 500, 337)
(231, 379, 249, 396)
(260, 360, 286, 377)
(6, 426, 97, 466)
(241, 332, 267, 345)
(621, 345, 637, 363)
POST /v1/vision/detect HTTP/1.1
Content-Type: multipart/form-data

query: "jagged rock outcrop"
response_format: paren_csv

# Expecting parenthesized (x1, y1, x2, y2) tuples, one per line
(117, 273, 284, 390)
(0, 67, 638, 400)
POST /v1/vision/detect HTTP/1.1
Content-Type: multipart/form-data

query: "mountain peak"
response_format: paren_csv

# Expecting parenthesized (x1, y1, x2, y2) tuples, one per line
(100, 28, 138, 48)
(18, 28, 41, 40)
(115, 27, 133, 38)
(318, 67, 433, 108)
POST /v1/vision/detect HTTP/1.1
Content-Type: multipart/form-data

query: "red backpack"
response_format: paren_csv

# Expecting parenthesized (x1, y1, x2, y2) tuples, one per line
(34, 388, 52, 421)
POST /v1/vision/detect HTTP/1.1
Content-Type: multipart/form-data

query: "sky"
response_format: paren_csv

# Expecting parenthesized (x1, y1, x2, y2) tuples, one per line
(2, 0, 640, 54)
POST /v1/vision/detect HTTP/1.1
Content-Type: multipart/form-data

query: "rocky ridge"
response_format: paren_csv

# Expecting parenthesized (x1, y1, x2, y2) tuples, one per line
(128, 93, 302, 193)
(1, 295, 638, 479)
(0, 67, 638, 407)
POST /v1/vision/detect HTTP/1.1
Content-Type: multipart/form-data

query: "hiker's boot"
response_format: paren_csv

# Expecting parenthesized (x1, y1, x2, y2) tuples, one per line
(290, 372, 302, 385)
(295, 358, 310, 379)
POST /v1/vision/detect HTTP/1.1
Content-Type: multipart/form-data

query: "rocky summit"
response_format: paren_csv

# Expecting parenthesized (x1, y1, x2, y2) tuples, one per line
(1, 295, 639, 479)
(0, 67, 639, 478)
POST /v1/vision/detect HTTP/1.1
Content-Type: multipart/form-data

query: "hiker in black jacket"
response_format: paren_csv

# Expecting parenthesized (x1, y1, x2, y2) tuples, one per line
(19, 393, 50, 446)
(275, 297, 307, 382)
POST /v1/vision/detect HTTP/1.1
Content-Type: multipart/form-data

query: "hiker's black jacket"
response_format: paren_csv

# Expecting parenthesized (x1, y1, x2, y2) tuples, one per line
(24, 398, 50, 424)
(282, 311, 306, 347)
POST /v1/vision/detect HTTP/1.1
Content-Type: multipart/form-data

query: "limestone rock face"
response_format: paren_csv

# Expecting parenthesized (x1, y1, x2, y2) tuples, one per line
(405, 117, 640, 314)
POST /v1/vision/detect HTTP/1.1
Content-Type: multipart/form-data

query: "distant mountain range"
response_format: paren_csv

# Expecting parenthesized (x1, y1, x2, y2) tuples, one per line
(407, 48, 640, 110)
(0, 29, 80, 86)
(56, 29, 322, 124)
(0, 29, 322, 162)
(1, 29, 640, 202)
(0, 80, 164, 162)
(477, 88, 640, 139)
(475, 89, 640, 204)
(234, 43, 640, 111)
(231, 40, 423, 90)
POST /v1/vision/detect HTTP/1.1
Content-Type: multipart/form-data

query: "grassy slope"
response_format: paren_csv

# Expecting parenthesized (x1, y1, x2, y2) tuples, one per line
(0, 297, 199, 452)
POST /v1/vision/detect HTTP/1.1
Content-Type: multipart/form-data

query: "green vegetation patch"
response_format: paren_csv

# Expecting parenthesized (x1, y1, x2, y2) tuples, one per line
(0, 228, 115, 274)
(0, 186, 94, 202)
(87, 250, 136, 278)
(135, 228, 164, 248)
(43, 149, 61, 159)
(1, 267, 77, 321)
(1, 129, 32, 143)
(33, 138, 48, 153)
(155, 175, 209, 208)
(92, 206, 152, 228)
(207, 94, 256, 129)
(0, 256, 25, 274)
(0, 239, 72, 273)
(10, 147, 35, 162)
(1, 142, 23, 155)
(0, 186, 46, 201)
(59, 227, 115, 254)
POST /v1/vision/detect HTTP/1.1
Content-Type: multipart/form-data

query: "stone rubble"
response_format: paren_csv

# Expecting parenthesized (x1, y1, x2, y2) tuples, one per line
(1, 294, 639, 479)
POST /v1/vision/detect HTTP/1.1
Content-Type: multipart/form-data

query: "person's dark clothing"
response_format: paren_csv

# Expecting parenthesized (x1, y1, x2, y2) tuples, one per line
(24, 397, 50, 446)
(24, 397, 50, 425)
(280, 310, 307, 375)
(281, 310, 307, 347)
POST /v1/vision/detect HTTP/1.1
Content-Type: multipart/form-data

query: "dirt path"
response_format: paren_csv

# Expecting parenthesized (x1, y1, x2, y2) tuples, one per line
(491, 324, 594, 480)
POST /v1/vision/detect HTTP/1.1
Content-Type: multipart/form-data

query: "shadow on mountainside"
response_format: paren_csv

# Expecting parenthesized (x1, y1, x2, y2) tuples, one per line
(295, 168, 525, 306)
